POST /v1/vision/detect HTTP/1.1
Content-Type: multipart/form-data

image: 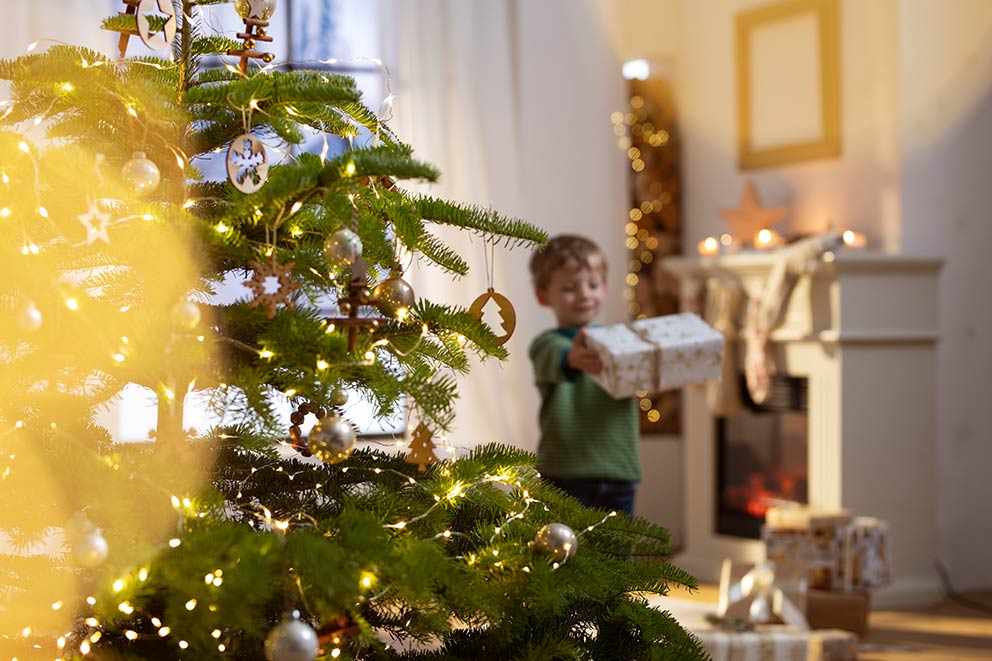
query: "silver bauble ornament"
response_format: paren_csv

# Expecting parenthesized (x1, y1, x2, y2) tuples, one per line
(122, 151, 161, 194)
(235, 0, 278, 21)
(534, 523, 577, 562)
(171, 301, 202, 330)
(323, 228, 362, 269)
(73, 529, 110, 568)
(329, 387, 349, 407)
(264, 612, 318, 661)
(66, 514, 109, 567)
(17, 301, 42, 332)
(373, 270, 415, 318)
(307, 413, 356, 464)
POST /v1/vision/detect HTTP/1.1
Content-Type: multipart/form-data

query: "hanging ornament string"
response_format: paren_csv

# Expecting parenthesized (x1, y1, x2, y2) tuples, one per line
(468, 233, 516, 347)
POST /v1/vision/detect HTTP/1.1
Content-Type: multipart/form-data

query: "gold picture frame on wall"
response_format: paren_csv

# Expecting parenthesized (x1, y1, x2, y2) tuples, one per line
(736, 0, 841, 170)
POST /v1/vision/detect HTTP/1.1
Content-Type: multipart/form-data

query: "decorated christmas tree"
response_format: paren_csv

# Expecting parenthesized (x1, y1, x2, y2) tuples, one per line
(0, 2, 705, 659)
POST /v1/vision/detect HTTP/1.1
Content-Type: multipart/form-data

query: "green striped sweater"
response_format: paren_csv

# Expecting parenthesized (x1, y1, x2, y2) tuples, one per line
(528, 328, 641, 482)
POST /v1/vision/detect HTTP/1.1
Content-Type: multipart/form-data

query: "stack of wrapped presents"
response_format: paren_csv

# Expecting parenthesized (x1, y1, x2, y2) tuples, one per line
(763, 505, 893, 635)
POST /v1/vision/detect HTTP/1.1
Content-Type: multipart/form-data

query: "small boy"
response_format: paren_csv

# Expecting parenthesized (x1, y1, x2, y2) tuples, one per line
(528, 235, 640, 514)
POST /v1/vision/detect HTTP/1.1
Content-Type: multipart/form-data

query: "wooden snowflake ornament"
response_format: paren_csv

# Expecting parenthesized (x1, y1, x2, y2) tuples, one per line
(244, 257, 300, 318)
(227, 134, 269, 194)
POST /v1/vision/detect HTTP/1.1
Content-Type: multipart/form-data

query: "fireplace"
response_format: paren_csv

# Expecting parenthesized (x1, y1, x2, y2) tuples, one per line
(717, 374, 808, 539)
(663, 251, 942, 607)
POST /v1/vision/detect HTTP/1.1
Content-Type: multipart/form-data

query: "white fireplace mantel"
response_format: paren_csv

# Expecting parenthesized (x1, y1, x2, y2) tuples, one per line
(663, 250, 943, 608)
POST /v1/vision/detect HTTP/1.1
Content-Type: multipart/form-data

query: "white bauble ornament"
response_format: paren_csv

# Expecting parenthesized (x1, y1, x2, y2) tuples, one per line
(264, 612, 318, 661)
(66, 513, 109, 567)
(17, 301, 42, 332)
(171, 301, 202, 330)
(322, 228, 362, 269)
(534, 523, 578, 562)
(235, 0, 278, 21)
(73, 529, 110, 568)
(122, 151, 161, 194)
(373, 271, 415, 319)
(307, 413, 356, 464)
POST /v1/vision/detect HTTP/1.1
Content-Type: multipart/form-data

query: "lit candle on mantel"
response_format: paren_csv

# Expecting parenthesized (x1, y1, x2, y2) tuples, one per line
(754, 228, 784, 250)
(697, 236, 720, 256)
(842, 229, 868, 249)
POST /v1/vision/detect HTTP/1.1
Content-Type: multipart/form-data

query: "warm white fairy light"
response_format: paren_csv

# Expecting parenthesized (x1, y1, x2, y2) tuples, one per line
(118, 601, 134, 614)
(124, 630, 138, 641)
(168, 538, 181, 548)
(112, 579, 125, 592)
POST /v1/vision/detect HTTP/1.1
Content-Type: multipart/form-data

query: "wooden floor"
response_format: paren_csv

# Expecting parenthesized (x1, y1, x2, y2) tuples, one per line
(670, 585, 992, 660)
(859, 590, 992, 661)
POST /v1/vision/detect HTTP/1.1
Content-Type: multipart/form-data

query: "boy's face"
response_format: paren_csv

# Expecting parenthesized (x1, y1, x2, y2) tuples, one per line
(536, 256, 606, 328)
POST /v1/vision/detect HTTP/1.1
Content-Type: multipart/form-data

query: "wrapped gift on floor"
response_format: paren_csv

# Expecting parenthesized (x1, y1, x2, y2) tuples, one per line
(693, 628, 858, 661)
(583, 312, 724, 399)
(842, 517, 892, 591)
(806, 590, 871, 636)
(764, 506, 893, 594)
(764, 506, 853, 592)
(644, 593, 857, 661)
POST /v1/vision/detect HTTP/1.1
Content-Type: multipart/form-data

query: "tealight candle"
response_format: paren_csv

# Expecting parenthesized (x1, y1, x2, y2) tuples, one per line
(697, 236, 720, 256)
(753, 229, 784, 250)
(842, 229, 867, 249)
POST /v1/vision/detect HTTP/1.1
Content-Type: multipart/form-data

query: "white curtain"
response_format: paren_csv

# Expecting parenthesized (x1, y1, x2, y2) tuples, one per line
(378, 0, 629, 452)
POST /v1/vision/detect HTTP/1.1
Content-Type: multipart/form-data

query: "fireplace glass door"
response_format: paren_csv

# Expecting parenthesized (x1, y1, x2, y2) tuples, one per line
(716, 374, 808, 538)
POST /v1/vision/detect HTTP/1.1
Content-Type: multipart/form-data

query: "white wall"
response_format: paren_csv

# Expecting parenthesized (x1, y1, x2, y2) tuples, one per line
(899, 0, 992, 591)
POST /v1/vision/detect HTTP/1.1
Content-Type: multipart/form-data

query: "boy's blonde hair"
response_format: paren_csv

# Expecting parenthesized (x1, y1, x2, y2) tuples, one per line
(529, 234, 607, 290)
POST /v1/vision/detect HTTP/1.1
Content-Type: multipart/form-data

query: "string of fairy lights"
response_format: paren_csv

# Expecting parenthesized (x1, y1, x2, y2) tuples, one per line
(1, 423, 620, 658)
(610, 94, 675, 426)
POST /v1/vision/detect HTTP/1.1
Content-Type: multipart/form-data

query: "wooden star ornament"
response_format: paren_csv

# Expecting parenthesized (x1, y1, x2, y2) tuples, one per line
(718, 180, 787, 246)
(244, 256, 300, 318)
(77, 199, 112, 244)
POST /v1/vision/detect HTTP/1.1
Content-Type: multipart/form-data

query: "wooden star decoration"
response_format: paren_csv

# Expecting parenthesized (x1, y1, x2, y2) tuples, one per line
(718, 180, 787, 246)
(77, 199, 112, 244)
(244, 256, 300, 318)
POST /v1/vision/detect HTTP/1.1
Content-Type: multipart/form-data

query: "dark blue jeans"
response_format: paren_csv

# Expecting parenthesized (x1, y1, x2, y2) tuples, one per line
(546, 477, 636, 515)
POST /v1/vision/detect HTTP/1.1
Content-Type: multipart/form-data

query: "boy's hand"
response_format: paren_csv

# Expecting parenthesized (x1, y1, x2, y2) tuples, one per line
(567, 329, 603, 375)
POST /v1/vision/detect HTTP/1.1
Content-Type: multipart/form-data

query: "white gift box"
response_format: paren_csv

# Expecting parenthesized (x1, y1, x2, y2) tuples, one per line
(583, 312, 724, 399)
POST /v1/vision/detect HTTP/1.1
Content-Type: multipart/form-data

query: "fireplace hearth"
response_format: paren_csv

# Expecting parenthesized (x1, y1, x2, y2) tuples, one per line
(716, 374, 808, 539)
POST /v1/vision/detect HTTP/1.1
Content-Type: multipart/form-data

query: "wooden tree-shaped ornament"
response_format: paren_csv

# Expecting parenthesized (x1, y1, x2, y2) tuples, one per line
(227, 0, 276, 75)
(405, 423, 439, 472)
